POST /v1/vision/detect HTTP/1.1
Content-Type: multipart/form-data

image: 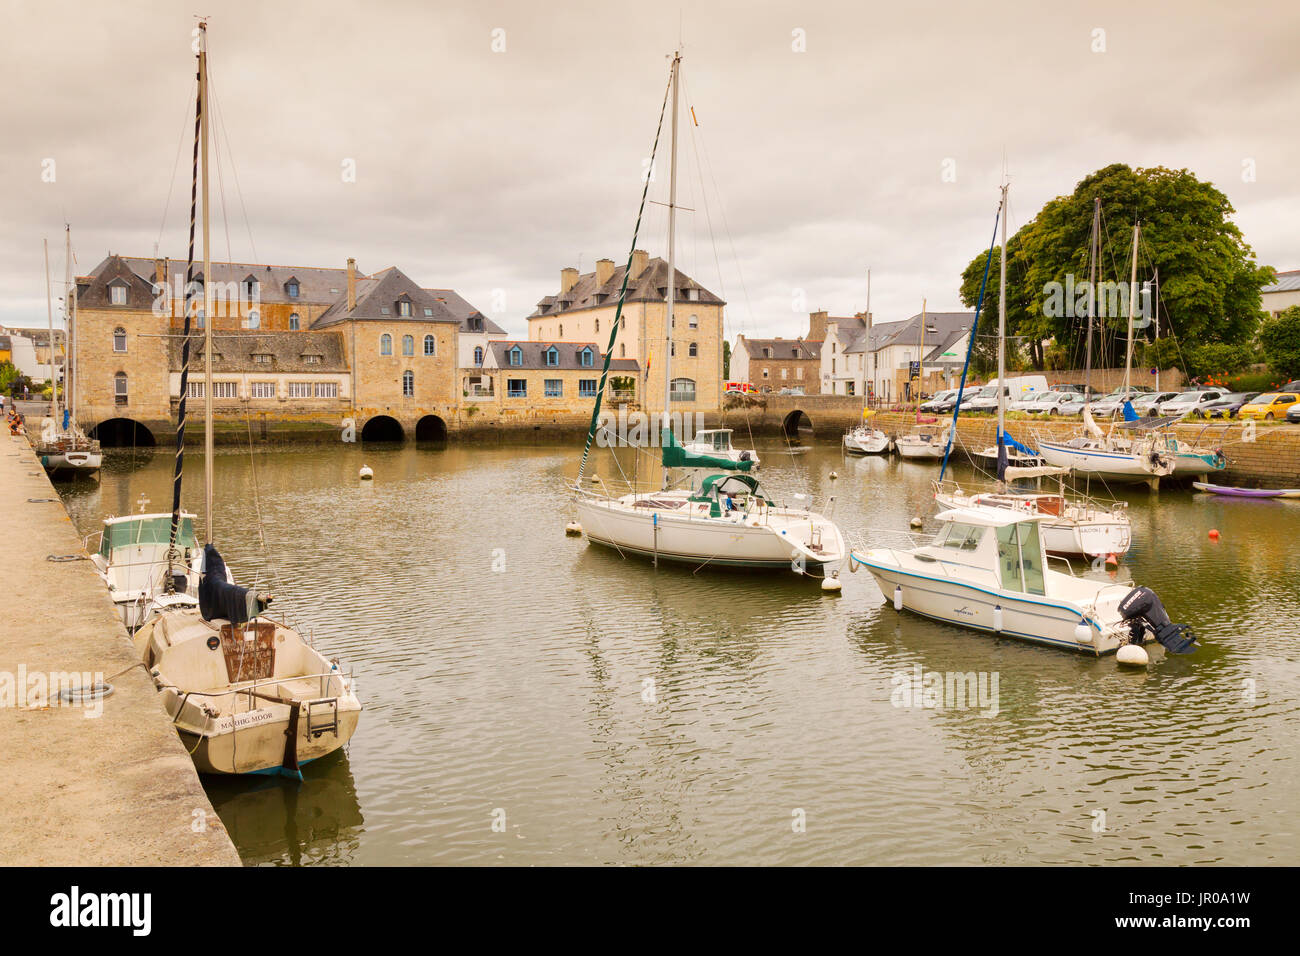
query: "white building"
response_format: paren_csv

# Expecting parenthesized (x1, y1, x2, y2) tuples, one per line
(1262, 269, 1300, 319)
(843, 311, 972, 402)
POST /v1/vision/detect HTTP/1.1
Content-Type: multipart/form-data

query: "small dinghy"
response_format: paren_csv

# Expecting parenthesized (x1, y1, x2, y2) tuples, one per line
(1192, 482, 1300, 499)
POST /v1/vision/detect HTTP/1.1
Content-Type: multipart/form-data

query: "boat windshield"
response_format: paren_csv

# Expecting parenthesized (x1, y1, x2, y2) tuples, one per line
(102, 516, 196, 556)
(698, 431, 733, 451)
(935, 522, 984, 552)
(994, 521, 1045, 595)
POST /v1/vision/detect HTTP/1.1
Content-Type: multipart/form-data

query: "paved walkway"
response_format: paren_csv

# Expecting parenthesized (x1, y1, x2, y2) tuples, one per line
(0, 431, 240, 865)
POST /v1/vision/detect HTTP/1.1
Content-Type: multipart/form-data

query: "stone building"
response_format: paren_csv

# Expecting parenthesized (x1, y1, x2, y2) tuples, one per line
(730, 336, 822, 393)
(526, 250, 724, 414)
(464, 341, 639, 426)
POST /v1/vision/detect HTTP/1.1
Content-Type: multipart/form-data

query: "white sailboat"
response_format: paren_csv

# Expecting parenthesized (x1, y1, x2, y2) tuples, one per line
(850, 185, 1193, 659)
(843, 272, 892, 455)
(934, 186, 1134, 559)
(571, 52, 845, 583)
(34, 230, 101, 479)
(1035, 215, 1173, 485)
(894, 299, 949, 459)
(133, 20, 360, 776)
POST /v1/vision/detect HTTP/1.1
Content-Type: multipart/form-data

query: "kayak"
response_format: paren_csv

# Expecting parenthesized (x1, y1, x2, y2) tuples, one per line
(1192, 481, 1300, 499)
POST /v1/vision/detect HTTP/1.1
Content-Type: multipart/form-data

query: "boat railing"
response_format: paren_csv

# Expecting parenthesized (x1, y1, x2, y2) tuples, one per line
(1045, 553, 1077, 577)
(173, 668, 351, 707)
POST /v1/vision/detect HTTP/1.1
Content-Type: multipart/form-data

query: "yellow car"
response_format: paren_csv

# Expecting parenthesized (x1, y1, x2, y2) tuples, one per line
(1237, 392, 1300, 420)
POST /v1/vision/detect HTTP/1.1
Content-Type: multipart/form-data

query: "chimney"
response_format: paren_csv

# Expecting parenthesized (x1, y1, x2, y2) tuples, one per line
(560, 267, 579, 294)
(346, 257, 356, 311)
(155, 258, 169, 316)
(595, 258, 615, 286)
(630, 249, 649, 280)
(808, 310, 829, 341)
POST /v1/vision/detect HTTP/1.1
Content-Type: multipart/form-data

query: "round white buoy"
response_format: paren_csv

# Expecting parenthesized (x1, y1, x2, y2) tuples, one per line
(992, 605, 1003, 633)
(829, 471, 838, 480)
(564, 521, 582, 536)
(893, 585, 903, 611)
(1117, 643, 1149, 667)
(821, 573, 842, 593)
(359, 465, 374, 480)
(910, 516, 923, 529)
(1074, 623, 1094, 644)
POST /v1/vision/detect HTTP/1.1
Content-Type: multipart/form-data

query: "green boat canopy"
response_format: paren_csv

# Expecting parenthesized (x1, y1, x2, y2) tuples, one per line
(660, 429, 755, 472)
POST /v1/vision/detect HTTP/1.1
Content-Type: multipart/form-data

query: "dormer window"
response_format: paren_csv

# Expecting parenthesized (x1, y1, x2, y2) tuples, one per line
(242, 274, 259, 298)
(545, 346, 559, 367)
(109, 280, 128, 305)
(252, 353, 273, 365)
(508, 346, 522, 367)
(580, 347, 594, 367)
(285, 278, 300, 298)
(423, 308, 433, 317)
(302, 354, 321, 365)
(686, 288, 699, 301)
(398, 300, 412, 317)
(381, 307, 391, 315)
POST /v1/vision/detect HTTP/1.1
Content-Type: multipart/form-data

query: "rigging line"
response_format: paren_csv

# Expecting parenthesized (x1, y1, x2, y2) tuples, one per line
(679, 71, 726, 307)
(208, 77, 234, 264)
(156, 76, 199, 250)
(205, 64, 259, 263)
(576, 54, 675, 484)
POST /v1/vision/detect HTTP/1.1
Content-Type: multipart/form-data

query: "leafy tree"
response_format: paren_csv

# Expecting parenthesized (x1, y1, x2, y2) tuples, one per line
(959, 165, 1273, 371)
(0, 360, 17, 392)
(722, 340, 731, 379)
(1259, 306, 1300, 379)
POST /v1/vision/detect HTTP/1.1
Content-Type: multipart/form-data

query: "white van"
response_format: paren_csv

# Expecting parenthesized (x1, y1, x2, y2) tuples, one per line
(961, 375, 1050, 414)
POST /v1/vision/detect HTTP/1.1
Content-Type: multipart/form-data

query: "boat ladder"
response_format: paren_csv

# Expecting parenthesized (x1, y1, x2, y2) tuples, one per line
(305, 697, 340, 738)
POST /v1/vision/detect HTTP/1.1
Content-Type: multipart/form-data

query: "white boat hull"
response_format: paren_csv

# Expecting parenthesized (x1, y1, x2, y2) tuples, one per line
(934, 491, 1132, 558)
(896, 437, 946, 459)
(843, 429, 892, 455)
(1037, 439, 1171, 482)
(39, 449, 102, 476)
(575, 496, 844, 572)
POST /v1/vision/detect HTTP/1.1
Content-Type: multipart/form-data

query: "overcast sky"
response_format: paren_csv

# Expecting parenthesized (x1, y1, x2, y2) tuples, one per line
(2, 0, 1296, 340)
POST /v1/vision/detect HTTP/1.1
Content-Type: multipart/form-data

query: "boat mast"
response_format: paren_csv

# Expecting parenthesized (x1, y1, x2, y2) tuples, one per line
(1122, 221, 1139, 399)
(864, 268, 872, 407)
(200, 20, 214, 544)
(915, 298, 926, 422)
(66, 226, 77, 428)
(43, 238, 59, 425)
(1085, 197, 1099, 408)
(996, 181, 1008, 476)
(660, 51, 680, 487)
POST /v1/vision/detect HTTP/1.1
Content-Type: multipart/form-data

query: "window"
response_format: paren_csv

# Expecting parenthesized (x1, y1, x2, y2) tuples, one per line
(398, 300, 412, 317)
(187, 381, 205, 399)
(473, 346, 483, 366)
(995, 522, 1045, 595)
(507, 378, 527, 398)
(796, 368, 804, 380)
(424, 334, 436, 356)
(581, 347, 594, 367)
(196, 310, 204, 329)
(113, 327, 127, 352)
(688, 342, 698, 357)
(689, 314, 698, 329)
(620, 344, 626, 358)
(303, 354, 321, 364)
(781, 368, 789, 380)
(545, 346, 559, 367)
(110, 284, 127, 305)
(544, 379, 562, 397)
(669, 377, 696, 402)
(251, 381, 276, 399)
(289, 312, 300, 330)
(289, 382, 312, 399)
(248, 310, 260, 329)
(213, 381, 237, 399)
(380, 334, 392, 355)
(315, 382, 338, 398)
(508, 346, 522, 366)
(402, 334, 414, 356)
(579, 379, 598, 397)
(402, 370, 414, 397)
(595, 319, 600, 333)
(762, 368, 769, 379)
(423, 308, 433, 317)
(253, 353, 272, 365)
(559, 324, 564, 337)
(114, 372, 128, 405)
(286, 281, 299, 298)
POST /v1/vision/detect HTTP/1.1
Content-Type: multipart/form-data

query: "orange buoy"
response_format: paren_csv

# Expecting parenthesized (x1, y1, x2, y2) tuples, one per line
(1208, 529, 1220, 540)
(1105, 553, 1119, 566)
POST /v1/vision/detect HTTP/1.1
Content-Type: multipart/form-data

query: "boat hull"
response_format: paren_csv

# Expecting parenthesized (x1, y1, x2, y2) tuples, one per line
(896, 437, 946, 459)
(1037, 440, 1167, 482)
(843, 430, 892, 455)
(1193, 481, 1300, 499)
(40, 450, 102, 477)
(174, 706, 362, 776)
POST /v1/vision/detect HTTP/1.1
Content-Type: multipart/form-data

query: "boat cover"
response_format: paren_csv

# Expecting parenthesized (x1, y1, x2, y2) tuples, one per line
(199, 544, 259, 624)
(661, 429, 754, 471)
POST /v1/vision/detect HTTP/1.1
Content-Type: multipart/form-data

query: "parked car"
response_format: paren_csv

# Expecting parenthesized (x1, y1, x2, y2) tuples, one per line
(1238, 392, 1300, 421)
(1199, 391, 1261, 419)
(1281, 380, 1300, 392)
(1013, 391, 1074, 414)
(1287, 402, 1300, 424)
(919, 389, 957, 414)
(777, 387, 806, 396)
(1049, 383, 1088, 396)
(1156, 389, 1229, 418)
(1129, 390, 1182, 416)
(1089, 388, 1151, 417)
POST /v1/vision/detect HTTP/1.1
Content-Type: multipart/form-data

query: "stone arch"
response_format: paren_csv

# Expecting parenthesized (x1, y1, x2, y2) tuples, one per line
(782, 409, 812, 437)
(360, 415, 405, 442)
(89, 418, 157, 447)
(415, 415, 447, 442)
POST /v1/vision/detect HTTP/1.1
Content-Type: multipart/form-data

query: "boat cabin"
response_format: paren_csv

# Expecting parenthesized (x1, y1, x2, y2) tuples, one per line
(922, 507, 1050, 596)
(93, 512, 199, 598)
(689, 429, 736, 453)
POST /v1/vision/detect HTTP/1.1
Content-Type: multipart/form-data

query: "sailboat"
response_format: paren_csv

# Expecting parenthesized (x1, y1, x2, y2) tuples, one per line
(934, 186, 1134, 559)
(1035, 212, 1174, 486)
(133, 21, 361, 776)
(571, 52, 845, 583)
(33, 230, 101, 479)
(849, 185, 1194, 660)
(843, 269, 893, 455)
(894, 300, 949, 459)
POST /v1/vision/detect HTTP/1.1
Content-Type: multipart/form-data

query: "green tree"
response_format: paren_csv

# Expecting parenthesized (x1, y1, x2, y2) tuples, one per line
(1259, 306, 1300, 379)
(958, 165, 1273, 371)
(0, 360, 17, 392)
(722, 339, 731, 378)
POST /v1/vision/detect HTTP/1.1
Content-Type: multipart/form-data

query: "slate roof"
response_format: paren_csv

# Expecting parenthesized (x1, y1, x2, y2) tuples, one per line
(166, 331, 348, 373)
(739, 337, 822, 360)
(104, 256, 362, 305)
(77, 255, 159, 310)
(1263, 269, 1300, 294)
(528, 257, 724, 318)
(486, 340, 639, 371)
(865, 312, 973, 357)
(311, 267, 461, 327)
(425, 288, 505, 334)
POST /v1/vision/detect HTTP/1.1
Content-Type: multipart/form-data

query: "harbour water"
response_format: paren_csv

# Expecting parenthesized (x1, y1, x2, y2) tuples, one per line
(58, 438, 1300, 865)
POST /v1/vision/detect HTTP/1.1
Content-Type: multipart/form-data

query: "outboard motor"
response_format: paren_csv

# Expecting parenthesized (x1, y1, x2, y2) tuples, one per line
(1118, 586, 1197, 654)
